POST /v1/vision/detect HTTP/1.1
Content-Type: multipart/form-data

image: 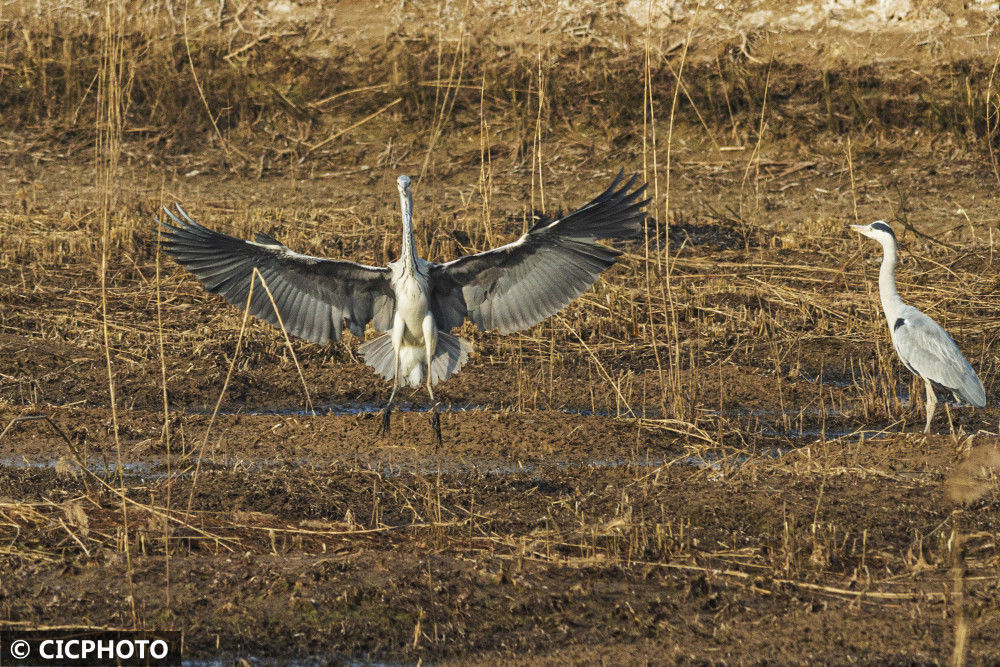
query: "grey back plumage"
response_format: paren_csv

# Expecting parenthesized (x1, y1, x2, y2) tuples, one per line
(891, 306, 987, 407)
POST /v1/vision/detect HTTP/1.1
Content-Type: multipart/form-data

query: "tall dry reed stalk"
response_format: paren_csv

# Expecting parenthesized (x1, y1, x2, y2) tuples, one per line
(95, 0, 137, 626)
(642, 0, 665, 417)
(154, 189, 173, 610)
(661, 8, 699, 420)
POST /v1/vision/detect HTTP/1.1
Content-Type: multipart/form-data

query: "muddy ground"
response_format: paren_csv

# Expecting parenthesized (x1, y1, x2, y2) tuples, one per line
(3, 0, 1000, 664)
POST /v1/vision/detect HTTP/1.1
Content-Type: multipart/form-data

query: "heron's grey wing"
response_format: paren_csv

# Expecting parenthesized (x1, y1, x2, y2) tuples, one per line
(892, 310, 986, 407)
(157, 205, 394, 344)
(429, 170, 647, 333)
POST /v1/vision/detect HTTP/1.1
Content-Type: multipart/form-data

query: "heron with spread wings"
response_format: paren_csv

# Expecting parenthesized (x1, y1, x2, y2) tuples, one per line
(158, 171, 647, 439)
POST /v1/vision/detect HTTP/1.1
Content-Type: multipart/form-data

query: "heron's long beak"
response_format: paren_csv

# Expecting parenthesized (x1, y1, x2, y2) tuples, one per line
(849, 224, 866, 233)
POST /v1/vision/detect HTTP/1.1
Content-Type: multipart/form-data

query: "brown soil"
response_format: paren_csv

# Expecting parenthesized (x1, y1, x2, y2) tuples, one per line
(3, 0, 1000, 664)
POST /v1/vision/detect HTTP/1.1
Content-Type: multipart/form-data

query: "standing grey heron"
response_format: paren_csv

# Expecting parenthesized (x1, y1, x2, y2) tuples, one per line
(157, 171, 647, 439)
(852, 220, 986, 433)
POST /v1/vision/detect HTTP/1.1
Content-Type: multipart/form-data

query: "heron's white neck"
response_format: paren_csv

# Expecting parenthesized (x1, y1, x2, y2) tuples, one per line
(399, 185, 417, 268)
(875, 234, 905, 323)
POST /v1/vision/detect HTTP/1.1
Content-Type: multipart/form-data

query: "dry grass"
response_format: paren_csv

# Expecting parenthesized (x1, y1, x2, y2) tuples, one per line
(1, 2, 997, 189)
(2, 0, 1000, 662)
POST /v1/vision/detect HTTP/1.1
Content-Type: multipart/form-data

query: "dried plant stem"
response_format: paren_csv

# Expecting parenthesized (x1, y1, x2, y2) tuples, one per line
(478, 70, 495, 248)
(557, 315, 633, 418)
(185, 275, 256, 512)
(987, 47, 1000, 186)
(419, 0, 470, 182)
(740, 60, 772, 222)
(185, 267, 314, 512)
(308, 97, 402, 154)
(60, 431, 242, 550)
(533, 27, 546, 214)
(154, 214, 172, 610)
(641, 0, 665, 414)
(662, 13, 698, 417)
(847, 136, 858, 223)
(950, 511, 969, 667)
(96, 0, 137, 627)
(182, 0, 243, 165)
(253, 269, 315, 414)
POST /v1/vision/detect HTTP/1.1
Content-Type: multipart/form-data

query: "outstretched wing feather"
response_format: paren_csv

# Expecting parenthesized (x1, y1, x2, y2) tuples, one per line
(430, 170, 647, 333)
(157, 205, 394, 345)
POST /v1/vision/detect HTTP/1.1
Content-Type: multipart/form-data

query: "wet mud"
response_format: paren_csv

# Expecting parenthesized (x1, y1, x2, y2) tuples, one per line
(3, 1, 1000, 663)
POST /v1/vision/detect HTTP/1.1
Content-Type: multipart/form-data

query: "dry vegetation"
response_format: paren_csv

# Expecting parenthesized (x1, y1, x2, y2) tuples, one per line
(2, 0, 1000, 663)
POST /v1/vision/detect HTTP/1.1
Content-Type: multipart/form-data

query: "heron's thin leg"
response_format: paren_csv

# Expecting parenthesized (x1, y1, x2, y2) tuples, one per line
(377, 347, 402, 438)
(923, 379, 937, 434)
(423, 319, 441, 446)
(424, 336, 436, 405)
(377, 381, 397, 438)
(429, 385, 441, 447)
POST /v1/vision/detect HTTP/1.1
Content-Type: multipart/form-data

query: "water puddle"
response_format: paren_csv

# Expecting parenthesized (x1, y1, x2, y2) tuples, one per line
(181, 659, 395, 667)
(0, 456, 174, 481)
(675, 446, 792, 479)
(182, 658, 399, 667)
(0, 446, 805, 483)
(3, 402, 897, 483)
(181, 402, 621, 418)
(185, 402, 860, 425)
(759, 426, 857, 439)
(3, 428, 905, 484)
(796, 373, 857, 388)
(0, 455, 306, 482)
(705, 406, 848, 418)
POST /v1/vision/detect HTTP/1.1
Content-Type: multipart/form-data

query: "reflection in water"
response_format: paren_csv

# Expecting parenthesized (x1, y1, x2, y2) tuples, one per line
(182, 402, 616, 418)
(3, 404, 895, 483)
(2, 438, 865, 482)
(184, 403, 900, 441)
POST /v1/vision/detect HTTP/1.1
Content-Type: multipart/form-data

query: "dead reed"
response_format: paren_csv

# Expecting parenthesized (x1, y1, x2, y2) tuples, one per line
(1, 0, 999, 661)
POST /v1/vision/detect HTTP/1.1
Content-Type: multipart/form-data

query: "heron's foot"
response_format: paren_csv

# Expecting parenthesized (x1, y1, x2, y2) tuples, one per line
(376, 404, 393, 438)
(430, 403, 442, 447)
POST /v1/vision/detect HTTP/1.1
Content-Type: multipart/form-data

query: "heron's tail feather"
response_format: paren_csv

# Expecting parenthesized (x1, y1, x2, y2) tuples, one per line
(430, 331, 472, 385)
(359, 334, 396, 383)
(359, 331, 472, 387)
(954, 372, 987, 408)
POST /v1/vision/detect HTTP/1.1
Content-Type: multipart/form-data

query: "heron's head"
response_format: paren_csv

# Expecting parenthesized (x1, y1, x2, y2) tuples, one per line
(851, 220, 895, 243)
(397, 175, 411, 193)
